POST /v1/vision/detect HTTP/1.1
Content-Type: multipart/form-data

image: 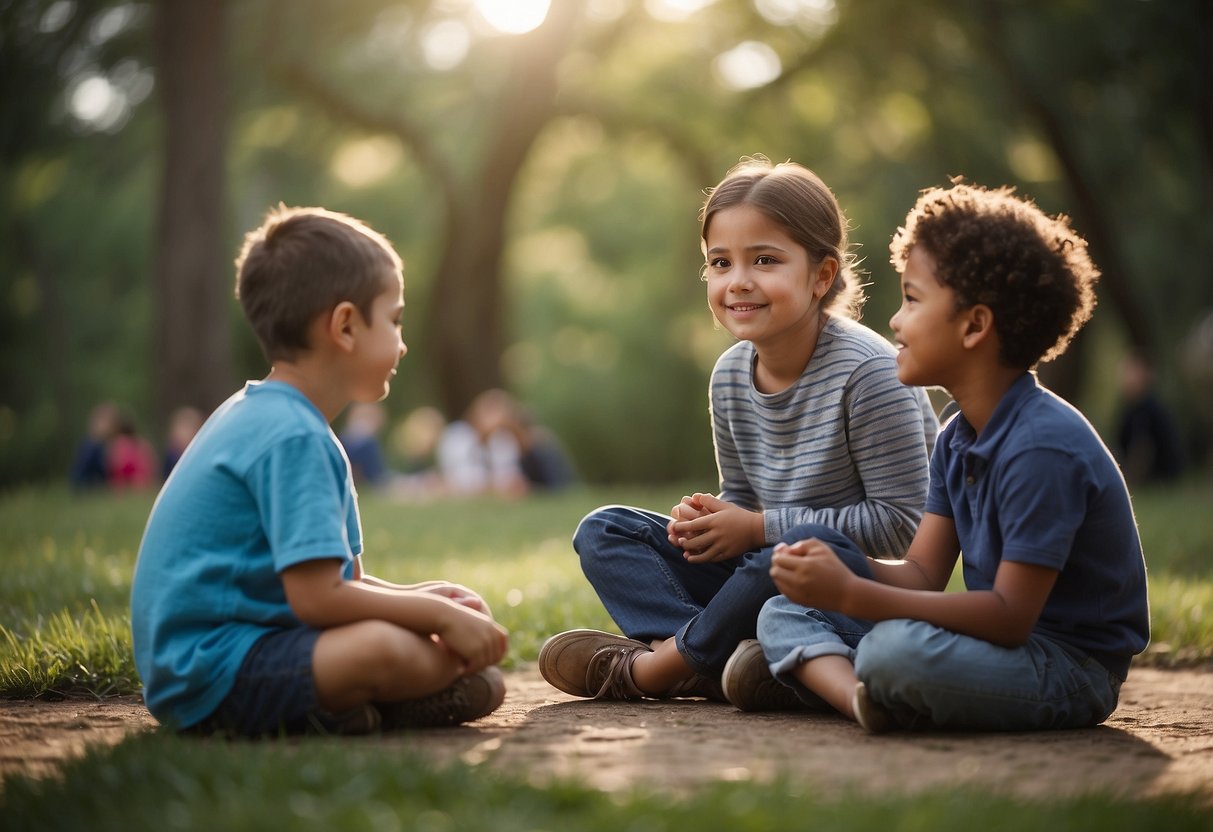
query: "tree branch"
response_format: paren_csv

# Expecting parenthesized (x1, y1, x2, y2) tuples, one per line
(270, 59, 462, 210)
(977, 0, 1154, 358)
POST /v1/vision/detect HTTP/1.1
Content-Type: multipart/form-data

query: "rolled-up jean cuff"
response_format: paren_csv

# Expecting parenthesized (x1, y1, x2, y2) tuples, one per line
(673, 621, 714, 677)
(769, 642, 856, 683)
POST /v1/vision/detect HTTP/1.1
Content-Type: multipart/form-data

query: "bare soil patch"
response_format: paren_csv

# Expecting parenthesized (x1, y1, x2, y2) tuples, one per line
(3, 666, 1210, 802)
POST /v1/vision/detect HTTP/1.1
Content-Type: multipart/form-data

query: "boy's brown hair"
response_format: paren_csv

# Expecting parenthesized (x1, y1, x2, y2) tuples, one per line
(235, 205, 402, 362)
(890, 183, 1099, 369)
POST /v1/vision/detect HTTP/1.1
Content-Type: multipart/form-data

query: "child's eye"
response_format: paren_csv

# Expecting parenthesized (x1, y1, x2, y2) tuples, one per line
(755, 255, 778, 265)
(708, 257, 730, 269)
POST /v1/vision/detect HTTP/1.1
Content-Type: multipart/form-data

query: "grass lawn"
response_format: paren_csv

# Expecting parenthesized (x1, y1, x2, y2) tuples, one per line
(1, 478, 1211, 828)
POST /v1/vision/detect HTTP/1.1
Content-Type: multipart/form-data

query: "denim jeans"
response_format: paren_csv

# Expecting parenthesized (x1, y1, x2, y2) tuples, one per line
(755, 522, 1125, 730)
(758, 595, 875, 710)
(854, 619, 1123, 730)
(573, 506, 858, 677)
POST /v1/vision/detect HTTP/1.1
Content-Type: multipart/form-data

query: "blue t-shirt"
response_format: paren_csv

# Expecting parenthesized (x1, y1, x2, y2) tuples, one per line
(130, 381, 361, 728)
(926, 373, 1149, 678)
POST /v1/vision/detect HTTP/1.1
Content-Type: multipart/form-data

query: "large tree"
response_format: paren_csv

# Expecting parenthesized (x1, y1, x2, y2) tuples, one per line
(254, 0, 724, 418)
(152, 0, 232, 425)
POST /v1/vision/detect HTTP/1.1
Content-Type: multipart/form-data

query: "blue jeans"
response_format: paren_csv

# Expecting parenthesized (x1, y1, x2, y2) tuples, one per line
(573, 507, 857, 677)
(755, 525, 1124, 730)
(756, 525, 878, 709)
(854, 620, 1123, 730)
(758, 595, 875, 710)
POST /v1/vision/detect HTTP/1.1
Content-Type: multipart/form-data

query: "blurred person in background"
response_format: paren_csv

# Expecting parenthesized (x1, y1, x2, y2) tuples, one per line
(1114, 353, 1183, 485)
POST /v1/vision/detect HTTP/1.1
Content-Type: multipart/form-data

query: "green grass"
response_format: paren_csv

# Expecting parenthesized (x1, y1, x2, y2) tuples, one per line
(1, 479, 1211, 825)
(2, 478, 1211, 697)
(3, 732, 1210, 832)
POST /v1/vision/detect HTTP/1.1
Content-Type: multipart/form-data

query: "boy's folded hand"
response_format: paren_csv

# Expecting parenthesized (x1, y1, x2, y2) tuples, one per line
(770, 538, 852, 610)
(437, 604, 509, 672)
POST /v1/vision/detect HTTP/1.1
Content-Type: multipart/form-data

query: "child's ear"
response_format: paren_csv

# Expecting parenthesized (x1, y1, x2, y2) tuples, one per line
(813, 257, 839, 298)
(327, 301, 360, 352)
(962, 304, 995, 350)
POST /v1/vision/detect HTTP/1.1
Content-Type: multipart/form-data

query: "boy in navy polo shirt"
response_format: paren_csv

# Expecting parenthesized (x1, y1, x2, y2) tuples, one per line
(726, 183, 1149, 731)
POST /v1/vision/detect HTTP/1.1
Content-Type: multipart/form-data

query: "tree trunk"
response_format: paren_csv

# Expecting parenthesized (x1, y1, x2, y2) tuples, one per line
(426, 4, 582, 418)
(152, 0, 231, 429)
(977, 1, 1155, 401)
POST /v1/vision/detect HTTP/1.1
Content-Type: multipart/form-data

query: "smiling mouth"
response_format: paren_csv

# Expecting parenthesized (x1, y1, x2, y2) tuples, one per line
(728, 303, 765, 312)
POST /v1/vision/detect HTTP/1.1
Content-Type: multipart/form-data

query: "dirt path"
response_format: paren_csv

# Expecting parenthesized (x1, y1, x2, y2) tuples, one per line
(3, 666, 1211, 802)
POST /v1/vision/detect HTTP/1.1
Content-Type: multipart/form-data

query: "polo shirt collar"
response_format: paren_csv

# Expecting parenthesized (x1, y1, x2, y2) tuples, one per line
(948, 372, 1039, 473)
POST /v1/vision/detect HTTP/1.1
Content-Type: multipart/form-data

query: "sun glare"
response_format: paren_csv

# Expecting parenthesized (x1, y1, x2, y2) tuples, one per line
(473, 0, 550, 34)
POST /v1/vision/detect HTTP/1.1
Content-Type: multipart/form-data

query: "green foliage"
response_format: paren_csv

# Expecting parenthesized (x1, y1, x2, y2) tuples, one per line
(1, 479, 1211, 700)
(2, 731, 1211, 830)
(4, 0, 1211, 487)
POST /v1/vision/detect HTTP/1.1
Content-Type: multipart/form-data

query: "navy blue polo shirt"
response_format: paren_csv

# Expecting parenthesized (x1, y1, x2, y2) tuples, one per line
(926, 373, 1149, 678)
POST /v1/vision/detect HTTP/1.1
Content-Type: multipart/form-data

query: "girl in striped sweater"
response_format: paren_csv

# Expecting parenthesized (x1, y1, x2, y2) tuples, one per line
(539, 157, 937, 706)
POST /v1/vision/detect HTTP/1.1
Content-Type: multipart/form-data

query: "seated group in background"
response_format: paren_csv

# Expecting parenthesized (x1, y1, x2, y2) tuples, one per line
(436, 389, 576, 498)
(70, 401, 156, 491)
(339, 391, 576, 500)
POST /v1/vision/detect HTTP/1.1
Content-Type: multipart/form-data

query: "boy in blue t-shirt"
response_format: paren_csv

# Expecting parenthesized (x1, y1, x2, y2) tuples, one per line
(725, 183, 1149, 731)
(130, 207, 509, 736)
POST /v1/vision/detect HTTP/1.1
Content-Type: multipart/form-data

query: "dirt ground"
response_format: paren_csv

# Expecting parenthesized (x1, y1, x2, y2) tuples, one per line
(2, 666, 1211, 802)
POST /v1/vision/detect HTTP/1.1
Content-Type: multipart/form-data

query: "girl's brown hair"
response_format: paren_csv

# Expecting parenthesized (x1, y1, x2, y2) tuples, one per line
(700, 156, 864, 320)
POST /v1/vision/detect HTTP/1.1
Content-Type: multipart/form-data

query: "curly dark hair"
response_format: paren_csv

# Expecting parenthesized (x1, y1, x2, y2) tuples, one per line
(889, 183, 1099, 369)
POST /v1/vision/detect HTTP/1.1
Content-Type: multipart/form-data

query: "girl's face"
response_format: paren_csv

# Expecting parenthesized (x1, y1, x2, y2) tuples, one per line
(703, 203, 833, 351)
(889, 246, 961, 388)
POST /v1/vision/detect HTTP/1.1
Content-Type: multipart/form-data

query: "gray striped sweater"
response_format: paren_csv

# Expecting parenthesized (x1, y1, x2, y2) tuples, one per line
(710, 316, 938, 558)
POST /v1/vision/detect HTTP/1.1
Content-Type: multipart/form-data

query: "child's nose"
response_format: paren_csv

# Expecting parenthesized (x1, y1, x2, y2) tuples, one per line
(728, 268, 754, 292)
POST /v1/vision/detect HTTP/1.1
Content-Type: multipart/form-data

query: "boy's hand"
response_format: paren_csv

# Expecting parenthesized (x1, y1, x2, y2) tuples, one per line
(419, 582, 492, 616)
(669, 493, 763, 563)
(435, 603, 509, 672)
(769, 538, 854, 610)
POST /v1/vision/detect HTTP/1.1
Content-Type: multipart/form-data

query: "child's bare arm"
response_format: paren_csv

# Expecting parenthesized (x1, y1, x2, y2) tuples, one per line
(867, 513, 960, 591)
(282, 559, 508, 670)
(358, 573, 491, 614)
(772, 538, 1058, 648)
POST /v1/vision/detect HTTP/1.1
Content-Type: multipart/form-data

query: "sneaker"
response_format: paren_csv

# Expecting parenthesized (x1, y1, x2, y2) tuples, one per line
(305, 703, 383, 736)
(721, 639, 804, 712)
(851, 681, 897, 734)
(539, 629, 652, 699)
(377, 666, 506, 729)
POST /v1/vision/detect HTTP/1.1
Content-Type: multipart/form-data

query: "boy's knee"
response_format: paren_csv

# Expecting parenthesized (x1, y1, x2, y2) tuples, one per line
(339, 620, 423, 674)
(855, 619, 931, 684)
(756, 595, 796, 641)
